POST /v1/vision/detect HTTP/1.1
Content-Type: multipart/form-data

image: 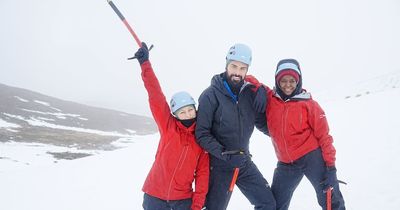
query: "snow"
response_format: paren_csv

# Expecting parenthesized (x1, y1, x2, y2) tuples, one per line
(25, 118, 133, 137)
(34, 100, 51, 106)
(1, 87, 400, 209)
(20, 108, 82, 118)
(314, 71, 400, 104)
(0, 141, 99, 171)
(0, 134, 158, 210)
(3, 113, 27, 121)
(3, 113, 133, 137)
(0, 118, 20, 128)
(36, 116, 56, 121)
(125, 129, 137, 134)
(14, 96, 29, 102)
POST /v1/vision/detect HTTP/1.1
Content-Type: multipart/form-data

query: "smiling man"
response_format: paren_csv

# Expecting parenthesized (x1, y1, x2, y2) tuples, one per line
(195, 44, 276, 210)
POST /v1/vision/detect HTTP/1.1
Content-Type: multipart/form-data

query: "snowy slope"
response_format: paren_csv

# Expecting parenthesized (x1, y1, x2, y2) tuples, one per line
(1, 82, 400, 209)
(0, 83, 157, 150)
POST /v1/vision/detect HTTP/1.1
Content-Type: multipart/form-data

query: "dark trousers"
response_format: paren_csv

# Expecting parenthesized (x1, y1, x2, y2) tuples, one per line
(205, 160, 276, 210)
(142, 193, 192, 210)
(271, 148, 346, 210)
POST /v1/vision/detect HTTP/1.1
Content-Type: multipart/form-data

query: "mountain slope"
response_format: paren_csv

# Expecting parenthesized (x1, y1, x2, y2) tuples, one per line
(0, 83, 157, 150)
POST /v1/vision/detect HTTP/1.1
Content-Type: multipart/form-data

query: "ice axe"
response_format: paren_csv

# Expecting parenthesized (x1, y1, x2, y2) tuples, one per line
(322, 178, 346, 210)
(107, 0, 153, 59)
(221, 150, 244, 209)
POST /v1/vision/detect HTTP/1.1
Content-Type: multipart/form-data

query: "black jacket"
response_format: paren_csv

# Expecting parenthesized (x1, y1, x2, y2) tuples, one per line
(195, 73, 268, 166)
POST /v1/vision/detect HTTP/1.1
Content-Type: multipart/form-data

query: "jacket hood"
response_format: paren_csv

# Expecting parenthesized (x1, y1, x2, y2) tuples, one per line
(274, 59, 303, 101)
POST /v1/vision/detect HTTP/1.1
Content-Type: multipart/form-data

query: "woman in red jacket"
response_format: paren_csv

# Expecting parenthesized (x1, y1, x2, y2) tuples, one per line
(133, 43, 209, 210)
(249, 59, 345, 210)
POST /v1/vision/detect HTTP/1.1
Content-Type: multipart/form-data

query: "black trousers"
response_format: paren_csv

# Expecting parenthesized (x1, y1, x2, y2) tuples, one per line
(205, 161, 276, 210)
(142, 193, 192, 210)
(271, 148, 346, 210)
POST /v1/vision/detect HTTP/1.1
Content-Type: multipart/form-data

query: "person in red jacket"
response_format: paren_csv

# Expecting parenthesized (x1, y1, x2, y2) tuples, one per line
(133, 43, 209, 210)
(248, 59, 346, 210)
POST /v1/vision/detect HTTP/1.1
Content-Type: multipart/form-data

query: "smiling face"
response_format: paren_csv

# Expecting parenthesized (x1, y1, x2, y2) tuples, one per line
(226, 60, 249, 85)
(279, 75, 298, 96)
(175, 105, 196, 120)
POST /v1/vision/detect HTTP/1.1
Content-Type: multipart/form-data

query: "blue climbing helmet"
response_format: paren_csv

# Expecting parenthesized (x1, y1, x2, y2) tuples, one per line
(169, 91, 196, 114)
(226, 43, 252, 66)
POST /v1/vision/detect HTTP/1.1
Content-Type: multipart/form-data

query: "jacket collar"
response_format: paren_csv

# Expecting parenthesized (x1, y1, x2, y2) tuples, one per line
(175, 118, 196, 133)
(273, 88, 312, 102)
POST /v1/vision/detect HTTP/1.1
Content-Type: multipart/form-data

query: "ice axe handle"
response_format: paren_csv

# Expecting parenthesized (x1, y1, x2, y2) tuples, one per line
(229, 168, 239, 192)
(107, 0, 142, 47)
(221, 167, 240, 210)
(326, 187, 332, 210)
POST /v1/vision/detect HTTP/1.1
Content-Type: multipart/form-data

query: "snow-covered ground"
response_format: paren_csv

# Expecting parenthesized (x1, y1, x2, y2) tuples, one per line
(1, 85, 399, 209)
(2, 112, 133, 138)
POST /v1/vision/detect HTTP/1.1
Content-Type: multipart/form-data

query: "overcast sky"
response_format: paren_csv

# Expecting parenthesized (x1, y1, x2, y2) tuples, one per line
(1, 0, 399, 116)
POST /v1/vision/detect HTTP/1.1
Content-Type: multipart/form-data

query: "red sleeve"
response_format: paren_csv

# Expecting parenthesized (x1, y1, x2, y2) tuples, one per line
(308, 100, 336, 167)
(191, 150, 209, 210)
(245, 75, 262, 91)
(140, 61, 173, 134)
(245, 75, 272, 92)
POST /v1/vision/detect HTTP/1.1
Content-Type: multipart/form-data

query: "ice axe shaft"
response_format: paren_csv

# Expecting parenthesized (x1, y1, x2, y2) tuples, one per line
(222, 167, 239, 209)
(107, 0, 142, 47)
(327, 187, 332, 210)
(107, 0, 153, 60)
(229, 168, 239, 191)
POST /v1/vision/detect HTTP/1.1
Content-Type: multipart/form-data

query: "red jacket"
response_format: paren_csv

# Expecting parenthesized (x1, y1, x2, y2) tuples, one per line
(246, 75, 336, 167)
(140, 61, 209, 210)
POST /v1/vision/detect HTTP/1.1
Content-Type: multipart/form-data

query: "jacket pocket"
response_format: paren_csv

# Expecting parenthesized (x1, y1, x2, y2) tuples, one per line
(286, 105, 304, 134)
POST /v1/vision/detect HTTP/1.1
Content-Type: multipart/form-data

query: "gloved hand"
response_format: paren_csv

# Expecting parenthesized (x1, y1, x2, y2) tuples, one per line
(253, 85, 267, 113)
(134, 42, 149, 65)
(225, 154, 248, 168)
(321, 166, 338, 190)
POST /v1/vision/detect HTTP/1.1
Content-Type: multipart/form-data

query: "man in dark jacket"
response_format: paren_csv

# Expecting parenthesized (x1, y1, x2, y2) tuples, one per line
(195, 43, 276, 210)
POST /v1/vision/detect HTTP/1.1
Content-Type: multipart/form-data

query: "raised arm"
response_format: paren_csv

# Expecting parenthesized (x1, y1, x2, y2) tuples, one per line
(136, 42, 173, 134)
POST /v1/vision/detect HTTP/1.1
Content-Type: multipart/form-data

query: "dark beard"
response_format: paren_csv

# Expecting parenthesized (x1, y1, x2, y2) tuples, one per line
(223, 72, 244, 95)
(228, 74, 244, 85)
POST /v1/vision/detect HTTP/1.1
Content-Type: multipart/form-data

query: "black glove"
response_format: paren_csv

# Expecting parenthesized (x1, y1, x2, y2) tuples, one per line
(134, 42, 149, 65)
(253, 85, 267, 113)
(321, 166, 338, 190)
(225, 154, 248, 168)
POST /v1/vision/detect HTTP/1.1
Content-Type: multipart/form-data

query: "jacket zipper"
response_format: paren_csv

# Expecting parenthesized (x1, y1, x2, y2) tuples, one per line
(237, 87, 245, 150)
(224, 82, 249, 151)
(282, 104, 294, 163)
(166, 135, 189, 200)
(236, 101, 243, 148)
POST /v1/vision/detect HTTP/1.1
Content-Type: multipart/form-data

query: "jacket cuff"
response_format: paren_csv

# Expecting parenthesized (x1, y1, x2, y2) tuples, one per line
(140, 60, 151, 68)
(326, 166, 337, 171)
(191, 204, 203, 210)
